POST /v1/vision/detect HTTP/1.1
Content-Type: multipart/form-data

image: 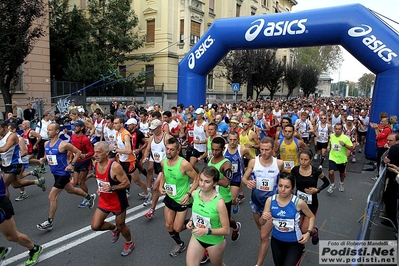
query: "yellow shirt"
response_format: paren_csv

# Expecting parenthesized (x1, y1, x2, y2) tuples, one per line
(240, 130, 256, 158)
(205, 110, 214, 122)
(279, 138, 299, 172)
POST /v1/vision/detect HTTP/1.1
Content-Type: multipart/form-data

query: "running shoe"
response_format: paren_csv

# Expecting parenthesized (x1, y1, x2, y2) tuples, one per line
(37, 220, 53, 231)
(318, 165, 323, 170)
(138, 191, 147, 198)
(36, 177, 46, 192)
(121, 241, 135, 256)
(78, 199, 89, 208)
(144, 208, 155, 219)
(15, 192, 29, 201)
(126, 190, 130, 199)
(312, 226, 319, 245)
(111, 228, 120, 243)
(351, 157, 356, 163)
(232, 204, 240, 214)
(169, 243, 186, 257)
(88, 193, 97, 209)
(25, 245, 43, 266)
(0, 246, 12, 264)
(237, 194, 245, 203)
(371, 175, 378, 181)
(314, 154, 318, 160)
(327, 184, 335, 194)
(339, 184, 345, 192)
(358, 148, 362, 153)
(200, 250, 209, 264)
(31, 168, 41, 179)
(143, 193, 152, 206)
(231, 222, 241, 241)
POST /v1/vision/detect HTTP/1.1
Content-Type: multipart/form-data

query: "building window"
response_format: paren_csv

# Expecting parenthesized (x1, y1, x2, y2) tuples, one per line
(251, 7, 256, 16)
(147, 20, 155, 43)
(209, 0, 214, 13)
(236, 4, 241, 17)
(207, 72, 214, 91)
(262, 0, 268, 7)
(190, 21, 201, 45)
(180, 19, 184, 43)
(145, 65, 154, 86)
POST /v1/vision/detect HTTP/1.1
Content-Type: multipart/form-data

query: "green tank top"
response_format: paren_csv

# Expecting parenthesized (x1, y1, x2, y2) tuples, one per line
(163, 157, 191, 204)
(206, 137, 213, 159)
(192, 190, 224, 245)
(208, 158, 232, 203)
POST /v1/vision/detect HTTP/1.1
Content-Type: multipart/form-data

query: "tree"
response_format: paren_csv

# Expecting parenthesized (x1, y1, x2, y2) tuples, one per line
(300, 65, 319, 97)
(49, 0, 149, 90)
(218, 50, 248, 86)
(264, 56, 285, 100)
(358, 73, 376, 97)
(284, 64, 301, 99)
(294, 46, 343, 74)
(0, 0, 45, 113)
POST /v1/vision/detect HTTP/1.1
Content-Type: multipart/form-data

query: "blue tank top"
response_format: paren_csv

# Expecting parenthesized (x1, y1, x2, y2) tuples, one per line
(0, 131, 21, 167)
(45, 139, 69, 176)
(271, 194, 302, 242)
(224, 145, 244, 183)
(0, 176, 6, 197)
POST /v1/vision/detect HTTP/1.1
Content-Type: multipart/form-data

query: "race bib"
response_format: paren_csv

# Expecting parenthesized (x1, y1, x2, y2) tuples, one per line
(232, 162, 238, 173)
(24, 139, 29, 146)
(283, 161, 294, 171)
(332, 144, 342, 151)
(192, 212, 211, 229)
(46, 155, 58, 166)
(273, 218, 295, 232)
(1, 157, 10, 167)
(97, 180, 112, 193)
(297, 190, 313, 204)
(256, 177, 274, 192)
(164, 183, 177, 196)
(215, 185, 219, 193)
(153, 151, 165, 163)
(188, 131, 194, 137)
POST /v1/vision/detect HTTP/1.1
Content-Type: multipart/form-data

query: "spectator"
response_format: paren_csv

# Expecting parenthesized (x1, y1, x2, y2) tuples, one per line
(90, 100, 104, 113)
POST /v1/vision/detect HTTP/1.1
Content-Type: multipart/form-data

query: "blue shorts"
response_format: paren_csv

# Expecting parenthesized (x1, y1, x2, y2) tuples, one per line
(250, 200, 264, 216)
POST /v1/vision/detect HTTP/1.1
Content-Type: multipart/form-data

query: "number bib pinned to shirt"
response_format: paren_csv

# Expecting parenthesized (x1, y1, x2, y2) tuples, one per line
(256, 177, 274, 192)
(97, 180, 112, 193)
(192, 212, 211, 229)
(164, 183, 177, 196)
(46, 155, 58, 166)
(296, 190, 312, 204)
(273, 218, 295, 232)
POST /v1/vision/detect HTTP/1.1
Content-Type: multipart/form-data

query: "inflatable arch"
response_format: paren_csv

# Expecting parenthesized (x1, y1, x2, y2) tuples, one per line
(177, 3, 399, 159)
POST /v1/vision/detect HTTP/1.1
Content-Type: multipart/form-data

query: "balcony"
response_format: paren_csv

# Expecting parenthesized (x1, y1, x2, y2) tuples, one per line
(190, 0, 205, 15)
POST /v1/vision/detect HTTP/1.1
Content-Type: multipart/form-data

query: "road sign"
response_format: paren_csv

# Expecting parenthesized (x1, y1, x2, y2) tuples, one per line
(232, 83, 240, 92)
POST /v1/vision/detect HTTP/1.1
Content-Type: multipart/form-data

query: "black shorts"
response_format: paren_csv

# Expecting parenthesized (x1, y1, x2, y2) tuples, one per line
(191, 149, 204, 159)
(74, 160, 91, 172)
(1, 164, 23, 175)
(358, 131, 367, 137)
(197, 238, 215, 249)
(316, 142, 328, 151)
(328, 160, 347, 174)
(0, 196, 15, 222)
(243, 158, 249, 168)
(230, 181, 241, 187)
(120, 161, 136, 175)
(163, 194, 189, 212)
(302, 137, 310, 143)
(225, 200, 232, 218)
(54, 175, 71, 189)
(108, 151, 117, 159)
(154, 162, 162, 175)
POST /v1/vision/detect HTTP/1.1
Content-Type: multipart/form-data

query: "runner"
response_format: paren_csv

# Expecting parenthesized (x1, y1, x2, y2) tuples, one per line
(242, 137, 284, 266)
(37, 123, 96, 230)
(261, 172, 315, 266)
(291, 149, 330, 245)
(90, 141, 135, 256)
(186, 166, 229, 266)
(159, 137, 199, 257)
(0, 175, 44, 266)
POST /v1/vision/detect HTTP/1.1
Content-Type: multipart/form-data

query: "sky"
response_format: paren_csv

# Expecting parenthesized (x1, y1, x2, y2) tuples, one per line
(293, 0, 399, 83)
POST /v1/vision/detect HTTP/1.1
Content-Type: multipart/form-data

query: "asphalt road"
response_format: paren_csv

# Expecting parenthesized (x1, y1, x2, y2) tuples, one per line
(2, 156, 396, 266)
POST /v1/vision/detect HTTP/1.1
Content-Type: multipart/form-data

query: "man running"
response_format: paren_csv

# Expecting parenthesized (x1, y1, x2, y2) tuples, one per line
(159, 138, 198, 257)
(91, 141, 135, 256)
(37, 123, 96, 230)
(242, 137, 284, 266)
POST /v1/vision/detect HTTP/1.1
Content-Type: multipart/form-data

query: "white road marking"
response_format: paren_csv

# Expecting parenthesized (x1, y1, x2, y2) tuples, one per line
(4, 198, 165, 266)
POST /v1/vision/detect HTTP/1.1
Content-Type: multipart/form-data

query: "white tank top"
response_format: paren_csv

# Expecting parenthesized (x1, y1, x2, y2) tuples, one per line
(94, 119, 104, 137)
(150, 133, 166, 163)
(331, 115, 341, 127)
(193, 120, 207, 152)
(316, 122, 329, 143)
(19, 136, 29, 164)
(103, 126, 116, 146)
(296, 119, 310, 138)
(273, 110, 282, 123)
(139, 120, 150, 136)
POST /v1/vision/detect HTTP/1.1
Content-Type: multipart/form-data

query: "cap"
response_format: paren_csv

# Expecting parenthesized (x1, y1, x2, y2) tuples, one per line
(230, 116, 239, 124)
(347, 115, 354, 121)
(195, 108, 205, 115)
(147, 106, 154, 112)
(125, 118, 138, 125)
(74, 120, 85, 127)
(149, 119, 162, 129)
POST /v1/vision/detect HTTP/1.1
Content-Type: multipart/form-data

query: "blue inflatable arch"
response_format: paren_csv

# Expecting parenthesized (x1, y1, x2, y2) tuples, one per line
(177, 3, 399, 159)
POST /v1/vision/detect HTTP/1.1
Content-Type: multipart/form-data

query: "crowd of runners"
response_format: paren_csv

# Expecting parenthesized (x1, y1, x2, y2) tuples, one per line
(2, 95, 398, 266)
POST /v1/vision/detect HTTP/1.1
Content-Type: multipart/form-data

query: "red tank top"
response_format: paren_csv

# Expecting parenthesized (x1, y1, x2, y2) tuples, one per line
(95, 160, 129, 213)
(22, 129, 33, 153)
(186, 123, 194, 145)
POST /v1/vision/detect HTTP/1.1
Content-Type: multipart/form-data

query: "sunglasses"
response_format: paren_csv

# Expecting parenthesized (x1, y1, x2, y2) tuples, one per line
(242, 123, 249, 126)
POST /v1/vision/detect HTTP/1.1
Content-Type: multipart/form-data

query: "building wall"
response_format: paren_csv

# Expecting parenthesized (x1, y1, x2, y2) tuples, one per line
(0, 0, 51, 116)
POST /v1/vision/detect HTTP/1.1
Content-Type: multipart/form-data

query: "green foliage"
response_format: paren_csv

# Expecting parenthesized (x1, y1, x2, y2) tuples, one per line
(294, 46, 343, 74)
(284, 64, 301, 99)
(358, 73, 375, 97)
(300, 65, 320, 97)
(0, 0, 45, 112)
(49, 0, 149, 88)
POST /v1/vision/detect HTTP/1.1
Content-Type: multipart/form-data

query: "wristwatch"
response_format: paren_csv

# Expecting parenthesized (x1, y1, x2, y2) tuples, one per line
(305, 230, 313, 236)
(111, 186, 115, 191)
(207, 228, 212, 235)
(70, 162, 75, 166)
